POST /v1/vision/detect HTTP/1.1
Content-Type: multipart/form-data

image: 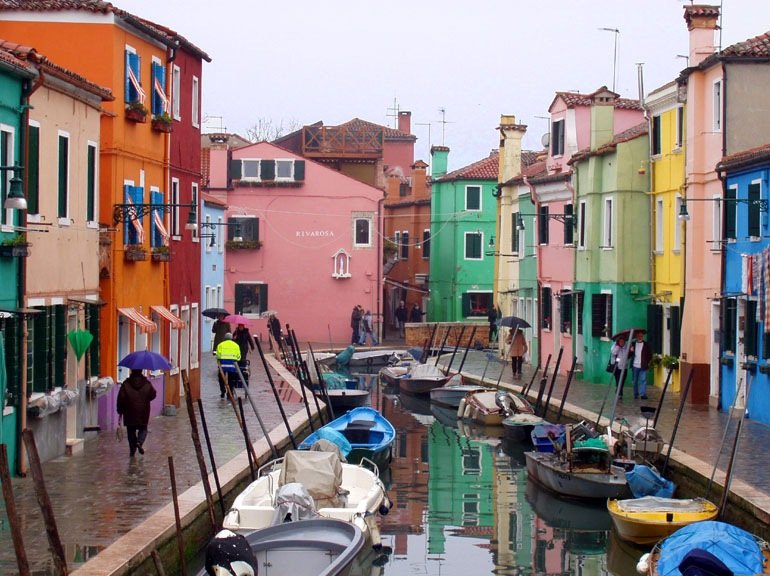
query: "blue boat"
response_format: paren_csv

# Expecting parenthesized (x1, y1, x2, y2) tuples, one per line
(299, 406, 395, 471)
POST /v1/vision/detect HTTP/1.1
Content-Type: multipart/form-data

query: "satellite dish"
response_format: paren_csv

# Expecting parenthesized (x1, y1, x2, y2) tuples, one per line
(541, 132, 551, 148)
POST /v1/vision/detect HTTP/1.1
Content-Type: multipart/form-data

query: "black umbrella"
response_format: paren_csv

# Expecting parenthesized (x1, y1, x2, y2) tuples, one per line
(611, 327, 646, 341)
(497, 316, 531, 329)
(202, 307, 230, 319)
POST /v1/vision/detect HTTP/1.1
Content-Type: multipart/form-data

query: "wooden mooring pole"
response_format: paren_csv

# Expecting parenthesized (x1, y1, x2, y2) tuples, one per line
(0, 443, 30, 576)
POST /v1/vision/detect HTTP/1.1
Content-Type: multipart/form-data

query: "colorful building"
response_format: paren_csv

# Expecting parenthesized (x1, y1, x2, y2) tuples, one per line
(429, 147, 498, 325)
(200, 191, 227, 353)
(206, 140, 383, 344)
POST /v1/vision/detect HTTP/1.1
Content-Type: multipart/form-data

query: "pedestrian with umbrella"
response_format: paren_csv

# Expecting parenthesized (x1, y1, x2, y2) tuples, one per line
(116, 368, 157, 458)
(506, 327, 528, 379)
(211, 313, 231, 354)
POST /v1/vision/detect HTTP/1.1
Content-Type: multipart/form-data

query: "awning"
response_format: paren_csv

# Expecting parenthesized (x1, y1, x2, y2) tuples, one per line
(68, 296, 107, 306)
(558, 289, 585, 296)
(151, 305, 185, 329)
(0, 307, 44, 315)
(118, 307, 157, 333)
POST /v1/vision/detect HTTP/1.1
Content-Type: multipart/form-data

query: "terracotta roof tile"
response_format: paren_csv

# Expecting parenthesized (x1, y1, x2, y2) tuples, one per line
(717, 143, 770, 172)
(436, 150, 499, 181)
(568, 121, 648, 165)
(0, 42, 32, 74)
(683, 4, 720, 27)
(338, 117, 415, 141)
(721, 31, 770, 58)
(552, 87, 642, 111)
(0, 1, 210, 61)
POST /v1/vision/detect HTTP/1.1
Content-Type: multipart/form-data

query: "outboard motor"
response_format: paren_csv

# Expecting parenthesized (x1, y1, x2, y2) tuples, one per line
(495, 390, 513, 416)
(205, 529, 258, 576)
(273, 482, 319, 524)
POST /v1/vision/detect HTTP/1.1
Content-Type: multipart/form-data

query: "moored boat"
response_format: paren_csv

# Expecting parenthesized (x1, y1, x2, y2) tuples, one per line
(298, 406, 395, 471)
(429, 374, 488, 409)
(201, 519, 365, 576)
(348, 349, 408, 369)
(608, 496, 719, 546)
(458, 389, 535, 427)
(379, 362, 450, 396)
(501, 412, 546, 441)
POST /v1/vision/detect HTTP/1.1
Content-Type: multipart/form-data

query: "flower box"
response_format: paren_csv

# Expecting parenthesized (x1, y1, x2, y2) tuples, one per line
(151, 248, 170, 262)
(125, 106, 148, 123)
(0, 243, 30, 258)
(151, 118, 172, 133)
(125, 246, 147, 261)
(226, 239, 262, 250)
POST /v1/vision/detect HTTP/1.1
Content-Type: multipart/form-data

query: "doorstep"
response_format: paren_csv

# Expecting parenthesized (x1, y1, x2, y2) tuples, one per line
(65, 438, 84, 456)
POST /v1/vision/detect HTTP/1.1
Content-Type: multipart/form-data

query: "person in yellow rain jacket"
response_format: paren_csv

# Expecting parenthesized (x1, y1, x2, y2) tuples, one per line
(215, 332, 241, 399)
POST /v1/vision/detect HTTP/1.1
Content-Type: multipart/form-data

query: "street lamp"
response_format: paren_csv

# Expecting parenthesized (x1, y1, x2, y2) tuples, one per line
(678, 197, 769, 221)
(0, 163, 26, 210)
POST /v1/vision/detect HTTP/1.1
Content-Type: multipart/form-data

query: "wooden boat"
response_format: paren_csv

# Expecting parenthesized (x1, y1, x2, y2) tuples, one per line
(524, 431, 629, 500)
(639, 520, 770, 576)
(201, 519, 365, 576)
(501, 412, 546, 441)
(222, 450, 389, 545)
(298, 406, 395, 472)
(429, 374, 487, 409)
(348, 349, 408, 368)
(458, 389, 535, 426)
(379, 362, 450, 396)
(607, 496, 719, 545)
(306, 351, 371, 412)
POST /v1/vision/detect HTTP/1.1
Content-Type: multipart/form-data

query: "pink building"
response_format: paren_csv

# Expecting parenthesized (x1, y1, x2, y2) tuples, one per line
(206, 141, 383, 344)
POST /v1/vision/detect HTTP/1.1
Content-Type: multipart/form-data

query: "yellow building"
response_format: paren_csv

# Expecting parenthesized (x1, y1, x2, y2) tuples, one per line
(646, 81, 686, 391)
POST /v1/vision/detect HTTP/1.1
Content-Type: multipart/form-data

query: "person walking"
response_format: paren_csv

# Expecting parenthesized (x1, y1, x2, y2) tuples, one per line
(211, 313, 231, 354)
(507, 328, 528, 379)
(267, 314, 282, 350)
(116, 369, 157, 458)
(487, 306, 499, 343)
(610, 336, 630, 398)
(630, 330, 653, 399)
(395, 300, 407, 338)
(215, 332, 241, 399)
(350, 305, 363, 345)
(233, 323, 255, 385)
(359, 310, 379, 346)
(409, 303, 424, 323)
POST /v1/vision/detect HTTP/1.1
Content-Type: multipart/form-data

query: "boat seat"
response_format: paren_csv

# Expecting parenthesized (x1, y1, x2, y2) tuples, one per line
(343, 420, 376, 444)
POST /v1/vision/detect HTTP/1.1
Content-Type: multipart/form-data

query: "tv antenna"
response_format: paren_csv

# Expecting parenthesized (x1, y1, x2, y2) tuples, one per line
(436, 108, 453, 146)
(598, 27, 620, 92)
(415, 121, 432, 150)
(386, 97, 400, 129)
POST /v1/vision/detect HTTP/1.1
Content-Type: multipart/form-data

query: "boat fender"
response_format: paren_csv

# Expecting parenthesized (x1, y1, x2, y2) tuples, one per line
(636, 552, 650, 575)
(205, 529, 258, 576)
(457, 399, 466, 418)
(379, 495, 393, 516)
(463, 404, 472, 420)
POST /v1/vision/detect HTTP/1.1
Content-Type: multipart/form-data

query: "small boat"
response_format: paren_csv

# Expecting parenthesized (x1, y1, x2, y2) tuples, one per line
(524, 431, 629, 500)
(458, 389, 535, 427)
(501, 412, 546, 442)
(348, 349, 408, 369)
(306, 351, 371, 412)
(531, 423, 566, 453)
(298, 406, 395, 472)
(379, 362, 450, 396)
(201, 520, 365, 576)
(608, 496, 719, 546)
(639, 520, 770, 576)
(223, 449, 389, 544)
(429, 374, 487, 409)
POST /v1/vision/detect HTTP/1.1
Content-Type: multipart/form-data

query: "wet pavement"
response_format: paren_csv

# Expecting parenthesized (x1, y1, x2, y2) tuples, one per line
(1, 340, 770, 575)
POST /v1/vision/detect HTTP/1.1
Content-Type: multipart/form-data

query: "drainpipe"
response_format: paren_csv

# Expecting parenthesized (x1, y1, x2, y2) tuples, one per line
(523, 175, 541, 367)
(377, 196, 384, 343)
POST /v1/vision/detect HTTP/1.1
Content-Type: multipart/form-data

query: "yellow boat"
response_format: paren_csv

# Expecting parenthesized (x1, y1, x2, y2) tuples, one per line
(607, 496, 719, 545)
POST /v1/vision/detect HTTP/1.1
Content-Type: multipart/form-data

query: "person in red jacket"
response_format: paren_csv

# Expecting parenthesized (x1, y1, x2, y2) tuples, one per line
(117, 369, 157, 458)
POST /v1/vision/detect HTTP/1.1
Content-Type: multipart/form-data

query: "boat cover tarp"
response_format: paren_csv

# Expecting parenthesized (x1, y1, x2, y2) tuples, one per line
(656, 521, 764, 576)
(321, 371, 351, 390)
(272, 482, 319, 524)
(335, 345, 355, 367)
(573, 437, 608, 450)
(615, 496, 709, 513)
(279, 450, 343, 509)
(626, 464, 675, 498)
(311, 431, 352, 458)
(409, 364, 445, 379)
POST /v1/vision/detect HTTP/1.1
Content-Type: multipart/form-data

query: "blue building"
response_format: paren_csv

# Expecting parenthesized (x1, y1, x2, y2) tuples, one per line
(200, 192, 227, 352)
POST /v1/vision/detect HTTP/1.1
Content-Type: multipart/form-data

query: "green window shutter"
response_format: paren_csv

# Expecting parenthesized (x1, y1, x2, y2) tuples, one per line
(647, 303, 663, 354)
(54, 305, 66, 389)
(294, 160, 305, 181)
(746, 301, 758, 357)
(725, 187, 737, 240)
(227, 217, 238, 240)
(4, 321, 21, 406)
(27, 125, 40, 214)
(259, 284, 268, 312)
(670, 305, 681, 357)
(763, 332, 770, 361)
(461, 293, 471, 317)
(58, 135, 68, 218)
(564, 204, 574, 245)
(229, 158, 242, 180)
(86, 144, 96, 221)
(260, 160, 275, 180)
(87, 304, 100, 378)
(591, 294, 604, 337)
(541, 287, 552, 329)
(748, 182, 761, 238)
(124, 50, 131, 103)
(234, 284, 248, 314)
(31, 310, 48, 393)
(538, 206, 549, 245)
(576, 292, 584, 335)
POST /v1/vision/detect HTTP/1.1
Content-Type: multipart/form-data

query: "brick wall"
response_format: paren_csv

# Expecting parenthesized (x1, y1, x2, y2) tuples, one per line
(405, 322, 490, 349)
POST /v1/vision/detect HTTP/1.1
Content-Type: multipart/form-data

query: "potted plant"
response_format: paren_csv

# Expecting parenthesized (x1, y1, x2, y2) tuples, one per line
(151, 112, 172, 133)
(660, 354, 680, 371)
(124, 243, 147, 261)
(0, 234, 30, 257)
(151, 245, 170, 261)
(226, 239, 262, 250)
(125, 101, 148, 123)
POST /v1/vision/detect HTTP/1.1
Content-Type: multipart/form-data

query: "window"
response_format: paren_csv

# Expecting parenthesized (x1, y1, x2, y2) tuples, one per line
(578, 201, 587, 249)
(675, 106, 684, 149)
(538, 206, 549, 245)
(242, 159, 260, 180)
(422, 229, 430, 259)
(724, 187, 736, 241)
(551, 119, 565, 156)
(150, 188, 169, 248)
(461, 292, 492, 317)
(29, 306, 66, 394)
(400, 231, 409, 259)
(591, 293, 613, 338)
(465, 185, 481, 211)
(0, 126, 13, 225)
(230, 158, 306, 183)
(560, 293, 573, 334)
(745, 300, 758, 357)
(399, 182, 408, 197)
(651, 114, 662, 156)
(541, 286, 552, 330)
(393, 232, 400, 260)
(171, 178, 180, 237)
(721, 298, 737, 353)
(354, 215, 373, 247)
(58, 131, 69, 219)
(123, 184, 144, 246)
(228, 216, 259, 242)
(234, 282, 267, 316)
(151, 59, 167, 116)
(713, 79, 722, 132)
(655, 199, 664, 252)
(27, 122, 39, 215)
(748, 181, 762, 238)
(464, 231, 482, 260)
(172, 64, 181, 120)
(86, 142, 97, 222)
(563, 204, 574, 245)
(191, 75, 199, 127)
(511, 211, 520, 254)
(674, 195, 682, 251)
(603, 197, 613, 248)
(124, 46, 144, 105)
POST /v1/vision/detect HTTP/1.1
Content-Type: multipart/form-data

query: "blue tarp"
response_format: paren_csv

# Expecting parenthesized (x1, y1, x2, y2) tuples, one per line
(656, 521, 765, 576)
(626, 464, 675, 498)
(335, 345, 355, 367)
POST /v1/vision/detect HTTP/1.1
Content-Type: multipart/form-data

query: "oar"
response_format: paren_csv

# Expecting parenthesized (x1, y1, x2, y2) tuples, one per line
(423, 323, 438, 361)
(526, 354, 550, 396)
(717, 385, 750, 520)
(523, 360, 541, 397)
(284, 325, 317, 430)
(661, 368, 694, 476)
(653, 364, 675, 429)
(289, 328, 326, 423)
(707, 375, 747, 500)
(253, 335, 298, 449)
(434, 325, 451, 366)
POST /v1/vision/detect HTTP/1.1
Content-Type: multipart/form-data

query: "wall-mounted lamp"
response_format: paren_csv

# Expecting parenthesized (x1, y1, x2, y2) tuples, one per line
(113, 201, 197, 230)
(678, 197, 769, 221)
(485, 235, 519, 258)
(199, 220, 240, 241)
(198, 233, 217, 248)
(0, 163, 26, 210)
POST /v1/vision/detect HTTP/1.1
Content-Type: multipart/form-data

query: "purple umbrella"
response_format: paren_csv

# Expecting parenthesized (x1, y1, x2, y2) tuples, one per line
(118, 350, 172, 371)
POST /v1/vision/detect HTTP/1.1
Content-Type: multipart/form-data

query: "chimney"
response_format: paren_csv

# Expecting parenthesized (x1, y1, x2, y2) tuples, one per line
(430, 146, 450, 178)
(398, 111, 411, 134)
(590, 87, 615, 151)
(684, 5, 720, 67)
(498, 115, 527, 183)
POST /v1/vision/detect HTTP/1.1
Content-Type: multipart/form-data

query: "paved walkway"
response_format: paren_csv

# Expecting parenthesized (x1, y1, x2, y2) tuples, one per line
(1, 341, 769, 574)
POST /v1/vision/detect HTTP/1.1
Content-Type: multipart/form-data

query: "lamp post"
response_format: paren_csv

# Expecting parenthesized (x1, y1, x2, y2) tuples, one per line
(0, 163, 26, 210)
(678, 197, 769, 221)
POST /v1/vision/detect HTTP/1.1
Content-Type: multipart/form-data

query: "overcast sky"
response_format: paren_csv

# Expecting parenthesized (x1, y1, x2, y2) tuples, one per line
(118, 0, 770, 171)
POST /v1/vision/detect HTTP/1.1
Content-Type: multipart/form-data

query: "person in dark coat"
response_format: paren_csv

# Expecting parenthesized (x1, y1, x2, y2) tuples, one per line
(268, 314, 282, 348)
(117, 369, 157, 458)
(233, 323, 255, 385)
(351, 305, 363, 344)
(211, 313, 231, 354)
(409, 303, 424, 323)
(395, 300, 407, 338)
